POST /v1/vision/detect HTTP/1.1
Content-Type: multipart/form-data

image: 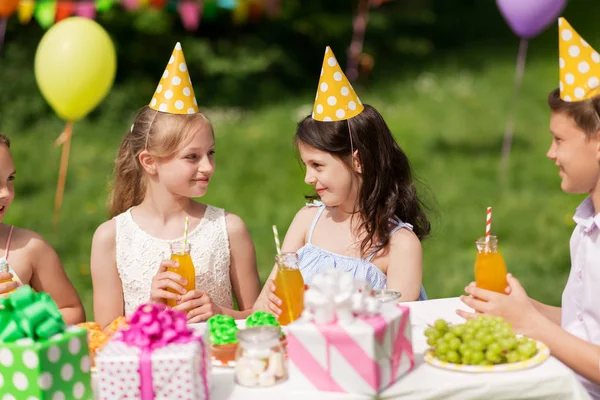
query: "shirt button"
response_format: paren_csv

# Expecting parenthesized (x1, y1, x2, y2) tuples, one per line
(578, 269, 583, 279)
(577, 312, 584, 322)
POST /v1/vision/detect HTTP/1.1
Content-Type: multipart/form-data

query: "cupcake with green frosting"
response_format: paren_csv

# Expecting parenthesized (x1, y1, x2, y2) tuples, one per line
(207, 315, 239, 366)
(245, 311, 287, 351)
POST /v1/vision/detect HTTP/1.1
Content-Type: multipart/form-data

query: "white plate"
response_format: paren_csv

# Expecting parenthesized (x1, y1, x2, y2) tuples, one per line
(424, 339, 550, 373)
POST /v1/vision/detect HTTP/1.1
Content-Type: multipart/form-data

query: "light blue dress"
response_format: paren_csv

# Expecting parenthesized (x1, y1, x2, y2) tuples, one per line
(297, 203, 428, 301)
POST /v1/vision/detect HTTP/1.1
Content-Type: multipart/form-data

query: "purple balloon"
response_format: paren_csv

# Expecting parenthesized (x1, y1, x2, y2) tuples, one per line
(497, 0, 568, 39)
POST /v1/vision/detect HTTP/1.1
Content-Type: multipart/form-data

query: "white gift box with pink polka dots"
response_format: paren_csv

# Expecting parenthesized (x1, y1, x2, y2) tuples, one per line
(95, 339, 211, 399)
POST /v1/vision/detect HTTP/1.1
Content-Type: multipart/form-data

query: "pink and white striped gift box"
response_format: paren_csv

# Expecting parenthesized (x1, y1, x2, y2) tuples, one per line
(286, 305, 414, 395)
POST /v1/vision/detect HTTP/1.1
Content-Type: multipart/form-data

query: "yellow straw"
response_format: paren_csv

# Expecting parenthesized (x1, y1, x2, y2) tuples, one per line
(272, 225, 282, 256)
(183, 216, 189, 248)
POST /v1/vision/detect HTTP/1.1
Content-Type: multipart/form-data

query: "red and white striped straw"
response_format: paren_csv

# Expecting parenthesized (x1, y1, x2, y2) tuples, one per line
(485, 207, 492, 247)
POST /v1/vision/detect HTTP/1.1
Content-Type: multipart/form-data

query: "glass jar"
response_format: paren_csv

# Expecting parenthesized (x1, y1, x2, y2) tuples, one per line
(474, 236, 508, 293)
(373, 289, 401, 304)
(273, 252, 304, 326)
(235, 327, 288, 387)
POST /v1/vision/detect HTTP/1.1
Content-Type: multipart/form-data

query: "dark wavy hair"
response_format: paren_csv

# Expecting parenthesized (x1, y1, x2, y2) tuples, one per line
(295, 104, 431, 256)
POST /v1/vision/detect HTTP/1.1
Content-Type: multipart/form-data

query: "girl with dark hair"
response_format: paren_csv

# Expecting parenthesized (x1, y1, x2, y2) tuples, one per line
(253, 47, 430, 315)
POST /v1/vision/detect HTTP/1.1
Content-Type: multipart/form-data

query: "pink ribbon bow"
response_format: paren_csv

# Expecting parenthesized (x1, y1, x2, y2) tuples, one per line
(117, 304, 195, 400)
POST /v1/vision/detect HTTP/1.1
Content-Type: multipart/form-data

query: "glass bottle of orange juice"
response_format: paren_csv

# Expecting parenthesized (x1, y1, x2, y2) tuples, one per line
(474, 236, 508, 293)
(166, 243, 196, 308)
(0, 259, 16, 294)
(273, 252, 304, 326)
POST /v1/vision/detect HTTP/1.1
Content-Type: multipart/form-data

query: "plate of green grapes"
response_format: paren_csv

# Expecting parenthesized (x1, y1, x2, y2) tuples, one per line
(423, 315, 550, 372)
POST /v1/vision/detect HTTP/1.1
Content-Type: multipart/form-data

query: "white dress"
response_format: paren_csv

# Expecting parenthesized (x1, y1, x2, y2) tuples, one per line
(114, 205, 233, 316)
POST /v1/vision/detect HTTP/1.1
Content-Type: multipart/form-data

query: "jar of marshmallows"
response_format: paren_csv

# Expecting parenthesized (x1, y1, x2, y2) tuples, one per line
(235, 326, 288, 387)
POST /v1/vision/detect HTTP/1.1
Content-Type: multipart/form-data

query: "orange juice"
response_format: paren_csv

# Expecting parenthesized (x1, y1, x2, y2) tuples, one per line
(273, 253, 304, 326)
(166, 243, 196, 308)
(474, 236, 508, 293)
(0, 260, 15, 294)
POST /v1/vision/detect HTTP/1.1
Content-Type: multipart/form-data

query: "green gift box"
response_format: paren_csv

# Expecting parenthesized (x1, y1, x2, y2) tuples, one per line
(0, 286, 93, 399)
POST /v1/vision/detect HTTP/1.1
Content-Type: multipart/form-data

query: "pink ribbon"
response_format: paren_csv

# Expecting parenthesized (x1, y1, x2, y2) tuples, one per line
(389, 305, 414, 385)
(116, 304, 194, 400)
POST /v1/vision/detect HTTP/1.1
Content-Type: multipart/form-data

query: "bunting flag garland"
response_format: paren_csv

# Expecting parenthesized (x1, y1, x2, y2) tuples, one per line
(2, 0, 282, 31)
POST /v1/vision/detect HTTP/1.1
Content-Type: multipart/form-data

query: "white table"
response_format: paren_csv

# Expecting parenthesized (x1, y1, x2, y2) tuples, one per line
(208, 298, 591, 400)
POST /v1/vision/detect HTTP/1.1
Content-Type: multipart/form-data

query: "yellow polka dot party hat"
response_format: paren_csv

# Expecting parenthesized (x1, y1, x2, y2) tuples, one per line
(312, 46, 364, 121)
(558, 18, 600, 102)
(149, 42, 199, 114)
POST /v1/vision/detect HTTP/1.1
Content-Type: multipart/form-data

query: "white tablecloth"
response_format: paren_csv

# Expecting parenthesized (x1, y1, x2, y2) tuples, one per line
(209, 298, 591, 400)
(93, 298, 591, 400)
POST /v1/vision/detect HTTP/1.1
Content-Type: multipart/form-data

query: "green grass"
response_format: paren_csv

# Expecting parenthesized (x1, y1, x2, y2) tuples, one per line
(1, 38, 584, 320)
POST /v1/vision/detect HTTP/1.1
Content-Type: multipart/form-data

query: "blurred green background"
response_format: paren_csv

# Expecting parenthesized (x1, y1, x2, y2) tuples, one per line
(0, 0, 596, 319)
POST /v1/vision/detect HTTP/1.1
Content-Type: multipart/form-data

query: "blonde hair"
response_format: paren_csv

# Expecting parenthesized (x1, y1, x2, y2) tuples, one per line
(108, 106, 213, 218)
(548, 88, 600, 137)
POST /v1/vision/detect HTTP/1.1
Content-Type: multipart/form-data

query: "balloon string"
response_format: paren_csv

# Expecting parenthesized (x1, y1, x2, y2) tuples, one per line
(500, 38, 528, 184)
(54, 122, 73, 231)
(346, 0, 370, 82)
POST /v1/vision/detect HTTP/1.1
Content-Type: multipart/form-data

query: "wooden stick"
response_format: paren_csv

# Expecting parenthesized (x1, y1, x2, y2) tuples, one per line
(53, 122, 73, 230)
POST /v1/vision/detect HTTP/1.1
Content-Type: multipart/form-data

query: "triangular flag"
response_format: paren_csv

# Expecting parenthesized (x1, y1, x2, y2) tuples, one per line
(312, 46, 364, 121)
(232, 0, 248, 24)
(35, 1, 57, 29)
(96, 0, 114, 12)
(218, 0, 236, 10)
(149, 42, 199, 114)
(18, 0, 35, 24)
(55, 1, 75, 23)
(0, 0, 19, 19)
(76, 1, 97, 19)
(204, 0, 219, 20)
(249, 0, 262, 23)
(122, 0, 139, 10)
(558, 17, 600, 102)
(152, 0, 167, 8)
(178, 1, 201, 32)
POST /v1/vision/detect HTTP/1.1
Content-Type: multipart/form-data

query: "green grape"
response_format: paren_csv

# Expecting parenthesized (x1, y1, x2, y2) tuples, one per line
(427, 336, 439, 347)
(471, 351, 485, 364)
(474, 330, 488, 341)
(462, 348, 474, 362)
(493, 316, 505, 324)
(518, 336, 530, 345)
(462, 332, 474, 343)
(480, 360, 493, 366)
(487, 342, 502, 355)
(482, 334, 495, 346)
(470, 340, 485, 352)
(498, 327, 513, 338)
(507, 351, 520, 363)
(498, 338, 511, 352)
(437, 353, 448, 362)
(505, 337, 518, 350)
(443, 332, 457, 341)
(436, 341, 450, 355)
(424, 327, 438, 338)
(447, 350, 460, 363)
(434, 319, 448, 332)
(464, 326, 475, 335)
(449, 337, 461, 351)
(459, 343, 470, 355)
(450, 325, 466, 338)
(485, 350, 502, 364)
(517, 342, 537, 359)
(471, 320, 483, 330)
